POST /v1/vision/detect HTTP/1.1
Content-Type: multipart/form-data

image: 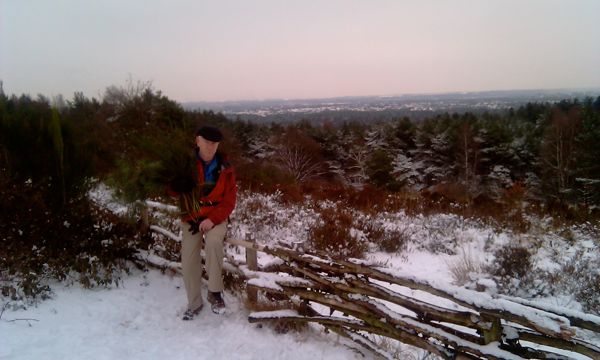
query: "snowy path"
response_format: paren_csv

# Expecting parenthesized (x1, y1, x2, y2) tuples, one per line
(1, 270, 365, 360)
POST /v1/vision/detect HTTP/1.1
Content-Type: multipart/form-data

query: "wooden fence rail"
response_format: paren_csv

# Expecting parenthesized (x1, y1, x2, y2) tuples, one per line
(141, 202, 600, 360)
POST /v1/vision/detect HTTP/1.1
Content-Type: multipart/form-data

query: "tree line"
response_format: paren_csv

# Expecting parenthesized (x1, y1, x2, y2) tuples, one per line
(1, 80, 599, 299)
(227, 97, 600, 210)
(2, 82, 600, 213)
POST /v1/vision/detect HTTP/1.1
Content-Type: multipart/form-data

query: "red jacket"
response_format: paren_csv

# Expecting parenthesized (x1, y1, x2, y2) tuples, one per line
(175, 152, 237, 225)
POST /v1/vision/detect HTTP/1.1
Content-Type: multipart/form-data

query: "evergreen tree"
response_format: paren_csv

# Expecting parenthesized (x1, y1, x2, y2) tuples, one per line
(574, 97, 600, 205)
(367, 148, 400, 191)
(413, 118, 455, 186)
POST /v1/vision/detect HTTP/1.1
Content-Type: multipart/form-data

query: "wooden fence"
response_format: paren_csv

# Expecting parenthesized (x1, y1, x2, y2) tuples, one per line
(139, 201, 600, 360)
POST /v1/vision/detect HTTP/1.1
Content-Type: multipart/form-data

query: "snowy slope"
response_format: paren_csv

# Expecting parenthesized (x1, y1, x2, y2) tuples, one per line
(1, 269, 364, 360)
(3, 185, 598, 360)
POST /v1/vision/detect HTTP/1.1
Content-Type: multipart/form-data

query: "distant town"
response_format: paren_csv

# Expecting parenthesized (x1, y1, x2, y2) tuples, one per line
(184, 87, 600, 123)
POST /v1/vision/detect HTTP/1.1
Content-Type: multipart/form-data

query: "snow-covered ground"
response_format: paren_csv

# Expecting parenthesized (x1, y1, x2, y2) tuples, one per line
(3, 185, 599, 359)
(1, 269, 364, 360)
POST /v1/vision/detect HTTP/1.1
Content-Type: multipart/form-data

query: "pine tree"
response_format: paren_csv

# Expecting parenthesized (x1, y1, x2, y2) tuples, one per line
(367, 148, 400, 191)
(413, 118, 455, 187)
(574, 97, 600, 206)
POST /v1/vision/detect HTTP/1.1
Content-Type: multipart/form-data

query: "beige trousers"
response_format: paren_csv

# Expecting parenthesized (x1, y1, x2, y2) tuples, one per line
(181, 220, 227, 311)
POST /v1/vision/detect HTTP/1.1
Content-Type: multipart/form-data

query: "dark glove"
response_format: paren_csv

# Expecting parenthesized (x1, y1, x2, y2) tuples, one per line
(170, 175, 195, 194)
(187, 217, 206, 235)
(187, 220, 200, 235)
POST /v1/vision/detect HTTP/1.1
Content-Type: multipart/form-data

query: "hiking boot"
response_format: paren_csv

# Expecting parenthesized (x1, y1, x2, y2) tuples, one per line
(182, 304, 203, 321)
(207, 291, 225, 314)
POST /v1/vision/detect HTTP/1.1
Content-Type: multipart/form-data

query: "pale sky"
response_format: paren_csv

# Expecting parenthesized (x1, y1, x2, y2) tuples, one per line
(1, 0, 599, 102)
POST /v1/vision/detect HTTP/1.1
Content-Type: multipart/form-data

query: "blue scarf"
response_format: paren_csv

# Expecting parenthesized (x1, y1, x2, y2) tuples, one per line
(203, 157, 219, 184)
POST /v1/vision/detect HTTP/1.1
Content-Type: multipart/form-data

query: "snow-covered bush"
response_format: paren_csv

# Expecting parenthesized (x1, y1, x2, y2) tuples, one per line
(358, 218, 411, 254)
(1, 181, 140, 306)
(447, 247, 484, 286)
(491, 246, 532, 280)
(308, 207, 367, 259)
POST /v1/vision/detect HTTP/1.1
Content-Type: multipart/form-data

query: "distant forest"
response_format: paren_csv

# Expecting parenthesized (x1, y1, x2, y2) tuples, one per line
(2, 81, 600, 215)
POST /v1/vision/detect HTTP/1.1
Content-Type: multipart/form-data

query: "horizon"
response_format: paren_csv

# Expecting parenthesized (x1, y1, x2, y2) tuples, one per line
(2, 0, 600, 103)
(1, 77, 599, 105)
(182, 85, 600, 105)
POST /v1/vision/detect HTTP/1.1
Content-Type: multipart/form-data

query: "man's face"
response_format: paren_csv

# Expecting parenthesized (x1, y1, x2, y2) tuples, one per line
(196, 135, 220, 162)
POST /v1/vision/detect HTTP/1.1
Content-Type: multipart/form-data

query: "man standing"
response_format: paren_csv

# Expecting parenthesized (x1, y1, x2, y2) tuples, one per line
(179, 125, 237, 320)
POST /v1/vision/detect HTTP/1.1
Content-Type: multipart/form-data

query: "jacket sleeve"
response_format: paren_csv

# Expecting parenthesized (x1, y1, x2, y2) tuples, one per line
(207, 170, 237, 225)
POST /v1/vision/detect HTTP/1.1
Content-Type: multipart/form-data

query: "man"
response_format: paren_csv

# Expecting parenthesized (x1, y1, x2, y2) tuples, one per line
(179, 125, 237, 320)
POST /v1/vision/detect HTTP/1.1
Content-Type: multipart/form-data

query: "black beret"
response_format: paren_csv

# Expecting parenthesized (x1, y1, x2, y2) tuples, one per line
(195, 126, 223, 142)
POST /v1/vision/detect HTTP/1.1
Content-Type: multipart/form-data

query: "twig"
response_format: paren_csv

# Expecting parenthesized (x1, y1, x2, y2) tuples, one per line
(0, 301, 9, 320)
(6, 318, 40, 323)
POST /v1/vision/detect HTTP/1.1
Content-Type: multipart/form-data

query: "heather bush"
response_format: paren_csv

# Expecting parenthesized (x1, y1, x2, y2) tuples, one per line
(487, 245, 536, 296)
(308, 206, 366, 259)
(358, 219, 410, 254)
(576, 271, 600, 314)
(491, 246, 532, 279)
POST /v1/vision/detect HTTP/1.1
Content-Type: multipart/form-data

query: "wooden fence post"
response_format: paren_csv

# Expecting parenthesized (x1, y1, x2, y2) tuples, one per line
(481, 314, 502, 345)
(139, 202, 149, 233)
(246, 233, 258, 303)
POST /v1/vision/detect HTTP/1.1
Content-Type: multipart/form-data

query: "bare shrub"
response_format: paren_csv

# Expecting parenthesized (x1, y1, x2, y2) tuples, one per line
(447, 248, 484, 286)
(344, 185, 388, 213)
(359, 220, 410, 254)
(271, 126, 327, 184)
(548, 251, 600, 315)
(308, 207, 366, 259)
(491, 246, 532, 279)
(576, 271, 600, 314)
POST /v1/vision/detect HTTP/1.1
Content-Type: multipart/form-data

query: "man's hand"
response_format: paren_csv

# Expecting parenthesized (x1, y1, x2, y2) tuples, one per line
(199, 218, 215, 232)
(187, 220, 200, 235)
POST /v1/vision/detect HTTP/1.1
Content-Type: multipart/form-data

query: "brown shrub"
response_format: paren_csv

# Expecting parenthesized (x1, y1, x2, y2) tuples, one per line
(235, 161, 295, 192)
(421, 182, 471, 205)
(358, 220, 410, 254)
(491, 246, 532, 279)
(303, 180, 346, 202)
(308, 207, 366, 259)
(344, 185, 388, 213)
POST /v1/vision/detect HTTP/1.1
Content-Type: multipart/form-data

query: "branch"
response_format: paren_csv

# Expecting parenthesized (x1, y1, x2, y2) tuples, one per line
(497, 294, 600, 334)
(229, 240, 579, 340)
(5, 318, 40, 323)
(503, 325, 600, 359)
(149, 225, 181, 242)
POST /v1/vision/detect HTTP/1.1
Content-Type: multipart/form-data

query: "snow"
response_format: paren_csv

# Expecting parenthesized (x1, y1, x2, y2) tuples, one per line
(145, 200, 178, 213)
(88, 182, 129, 215)
(4, 185, 599, 359)
(1, 269, 364, 360)
(249, 309, 300, 319)
(149, 225, 181, 242)
(373, 265, 572, 336)
(245, 267, 314, 294)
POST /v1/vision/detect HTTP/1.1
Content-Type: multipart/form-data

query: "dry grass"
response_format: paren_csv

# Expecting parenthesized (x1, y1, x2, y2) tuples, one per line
(446, 247, 484, 286)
